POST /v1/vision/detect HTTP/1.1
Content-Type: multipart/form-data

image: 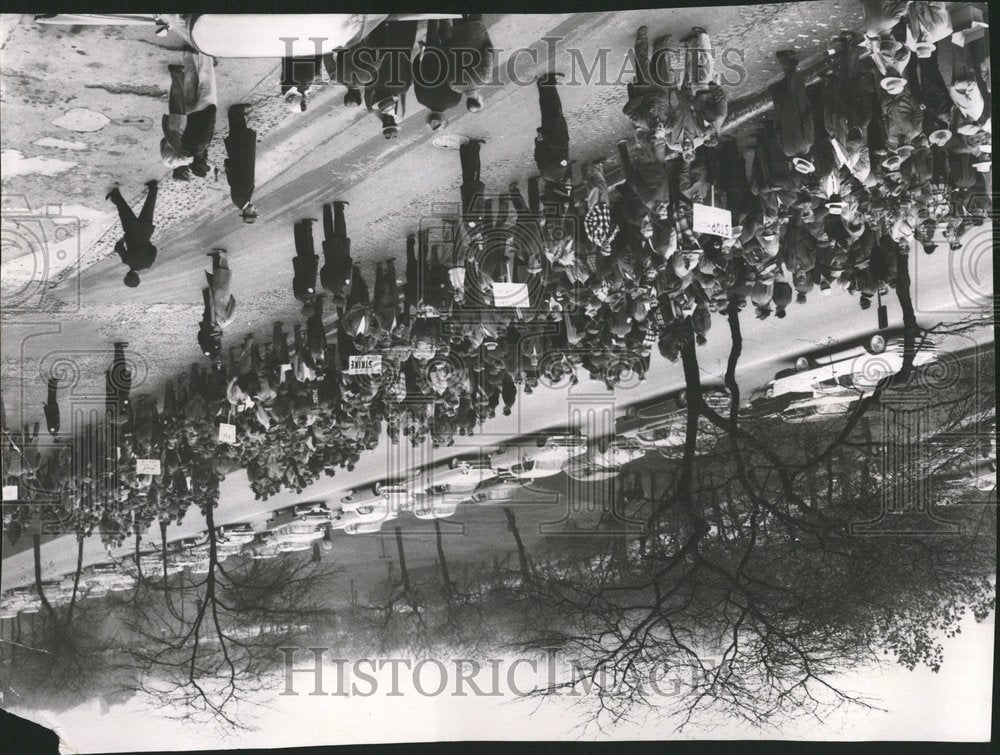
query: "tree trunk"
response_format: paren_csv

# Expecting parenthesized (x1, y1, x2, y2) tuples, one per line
(502, 507, 533, 583)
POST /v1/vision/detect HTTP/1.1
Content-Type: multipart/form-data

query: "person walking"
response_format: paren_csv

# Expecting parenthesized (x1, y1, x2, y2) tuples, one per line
(320, 201, 353, 302)
(364, 20, 418, 139)
(107, 181, 158, 288)
(205, 249, 237, 327)
(414, 19, 463, 130)
(43, 377, 60, 438)
(161, 49, 217, 178)
(280, 54, 323, 112)
(223, 104, 257, 223)
(293, 218, 320, 312)
(442, 14, 495, 112)
(534, 72, 572, 201)
(769, 49, 816, 174)
(105, 341, 132, 416)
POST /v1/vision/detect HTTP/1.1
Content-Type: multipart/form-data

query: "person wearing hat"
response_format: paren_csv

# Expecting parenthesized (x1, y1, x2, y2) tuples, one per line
(364, 20, 418, 137)
(459, 138, 487, 231)
(534, 72, 572, 195)
(161, 50, 216, 176)
(321, 201, 353, 301)
(442, 14, 495, 113)
(413, 20, 463, 131)
(769, 49, 815, 172)
(223, 104, 257, 224)
(108, 181, 158, 288)
(280, 53, 322, 113)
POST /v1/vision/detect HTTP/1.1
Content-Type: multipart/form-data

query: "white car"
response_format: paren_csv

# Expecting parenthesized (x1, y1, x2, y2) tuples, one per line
(767, 332, 936, 399)
(266, 502, 334, 529)
(469, 474, 530, 504)
(343, 519, 395, 536)
(216, 523, 257, 547)
(496, 435, 589, 480)
(267, 522, 327, 551)
(418, 458, 499, 494)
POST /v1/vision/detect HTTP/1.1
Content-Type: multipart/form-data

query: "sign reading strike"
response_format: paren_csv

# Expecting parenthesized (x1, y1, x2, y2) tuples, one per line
(136, 459, 161, 476)
(692, 203, 733, 238)
(492, 281, 531, 308)
(2, 485, 17, 501)
(348, 355, 383, 376)
(218, 423, 237, 444)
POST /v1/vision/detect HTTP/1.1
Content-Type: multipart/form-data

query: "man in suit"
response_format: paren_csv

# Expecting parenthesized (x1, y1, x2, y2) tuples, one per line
(414, 20, 463, 130)
(224, 104, 257, 223)
(321, 201, 353, 302)
(293, 218, 320, 313)
(43, 377, 60, 438)
(107, 181, 158, 287)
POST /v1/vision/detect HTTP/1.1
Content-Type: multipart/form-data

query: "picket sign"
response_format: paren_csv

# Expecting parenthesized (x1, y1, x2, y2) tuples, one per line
(279, 363, 293, 381)
(136, 459, 161, 476)
(2, 485, 17, 501)
(218, 423, 237, 444)
(492, 281, 531, 308)
(693, 203, 733, 238)
(348, 355, 383, 376)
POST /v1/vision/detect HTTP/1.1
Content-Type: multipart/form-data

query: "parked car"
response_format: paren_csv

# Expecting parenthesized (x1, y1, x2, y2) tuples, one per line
(766, 331, 936, 398)
(266, 502, 334, 529)
(267, 522, 328, 551)
(495, 434, 589, 480)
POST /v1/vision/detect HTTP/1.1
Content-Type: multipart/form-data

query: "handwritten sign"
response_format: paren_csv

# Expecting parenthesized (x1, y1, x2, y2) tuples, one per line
(693, 203, 733, 238)
(492, 282, 531, 308)
(348, 355, 383, 376)
(136, 459, 161, 476)
(218, 423, 236, 444)
(2, 485, 17, 501)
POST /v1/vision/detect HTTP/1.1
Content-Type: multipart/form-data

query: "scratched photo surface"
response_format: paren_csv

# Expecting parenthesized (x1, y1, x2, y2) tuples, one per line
(0, 5, 994, 750)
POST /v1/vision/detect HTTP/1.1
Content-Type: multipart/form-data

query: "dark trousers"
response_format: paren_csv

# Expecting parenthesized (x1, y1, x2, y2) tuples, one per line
(459, 140, 481, 185)
(281, 55, 322, 94)
(323, 201, 348, 241)
(294, 219, 317, 258)
(110, 185, 157, 236)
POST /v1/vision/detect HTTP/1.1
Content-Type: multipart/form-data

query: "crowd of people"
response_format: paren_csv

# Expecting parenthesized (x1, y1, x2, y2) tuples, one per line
(4, 5, 992, 548)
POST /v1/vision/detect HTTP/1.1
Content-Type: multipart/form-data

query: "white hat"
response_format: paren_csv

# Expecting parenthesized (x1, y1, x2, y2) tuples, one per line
(957, 121, 982, 136)
(882, 154, 903, 171)
(880, 76, 907, 95)
(284, 89, 303, 113)
(792, 157, 815, 174)
(913, 41, 935, 58)
(928, 128, 952, 146)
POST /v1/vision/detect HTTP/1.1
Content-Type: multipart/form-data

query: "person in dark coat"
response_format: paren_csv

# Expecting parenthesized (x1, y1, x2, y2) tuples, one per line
(442, 14, 495, 112)
(43, 377, 59, 438)
(105, 341, 132, 416)
(769, 49, 815, 172)
(320, 201, 353, 302)
(161, 52, 216, 178)
(107, 181, 158, 288)
(363, 21, 418, 139)
(459, 138, 486, 230)
(197, 287, 224, 366)
(414, 19, 463, 130)
(223, 104, 257, 223)
(280, 54, 323, 112)
(534, 72, 572, 201)
(293, 218, 320, 312)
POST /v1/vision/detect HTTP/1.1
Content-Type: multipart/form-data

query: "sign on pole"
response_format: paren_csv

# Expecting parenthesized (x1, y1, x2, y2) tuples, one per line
(136, 459, 161, 476)
(492, 281, 531, 308)
(218, 423, 237, 444)
(692, 203, 733, 238)
(2, 485, 17, 501)
(348, 355, 383, 376)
